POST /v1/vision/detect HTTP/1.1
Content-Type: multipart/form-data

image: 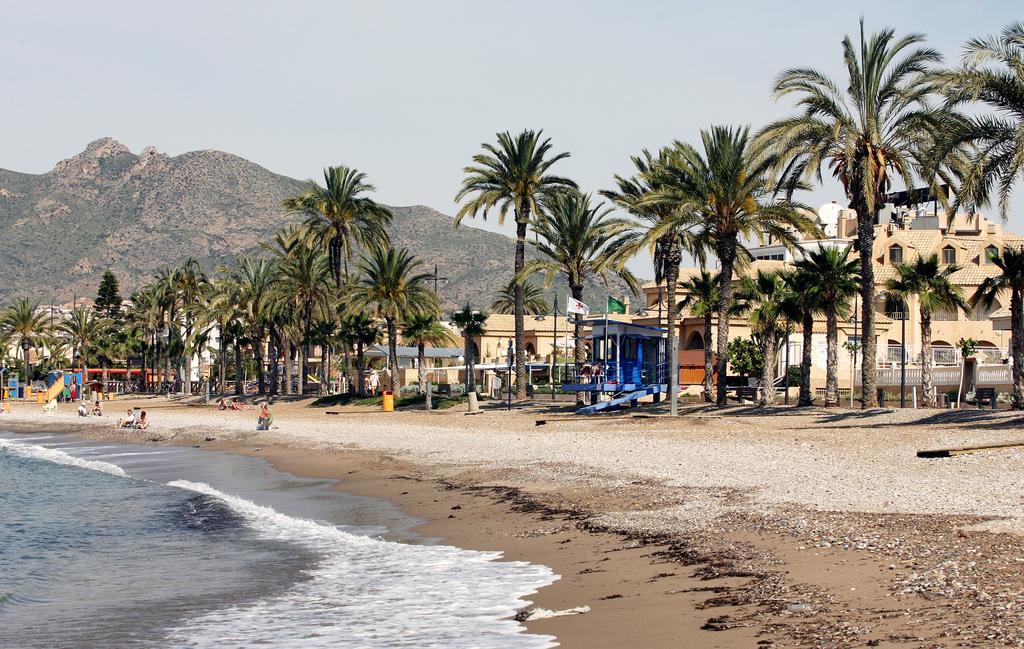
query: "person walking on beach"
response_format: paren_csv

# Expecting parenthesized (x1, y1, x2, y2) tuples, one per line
(368, 369, 380, 396)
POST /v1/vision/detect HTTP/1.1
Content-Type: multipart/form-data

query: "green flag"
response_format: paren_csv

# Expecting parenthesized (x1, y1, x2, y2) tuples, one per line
(607, 296, 626, 314)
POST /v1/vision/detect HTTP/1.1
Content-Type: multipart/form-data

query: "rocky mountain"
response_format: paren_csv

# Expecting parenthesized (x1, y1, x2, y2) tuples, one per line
(0, 138, 637, 310)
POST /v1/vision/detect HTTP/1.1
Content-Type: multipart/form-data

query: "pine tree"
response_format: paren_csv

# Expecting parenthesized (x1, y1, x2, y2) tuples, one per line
(95, 270, 123, 320)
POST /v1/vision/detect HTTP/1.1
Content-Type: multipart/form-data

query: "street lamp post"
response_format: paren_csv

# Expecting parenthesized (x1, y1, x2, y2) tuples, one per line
(900, 304, 907, 409)
(551, 296, 558, 401)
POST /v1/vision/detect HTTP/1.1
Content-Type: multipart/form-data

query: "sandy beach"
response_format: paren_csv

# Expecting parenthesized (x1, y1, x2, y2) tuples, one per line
(4, 397, 1024, 647)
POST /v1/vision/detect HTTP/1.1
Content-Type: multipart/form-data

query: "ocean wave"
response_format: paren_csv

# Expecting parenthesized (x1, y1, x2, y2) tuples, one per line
(0, 439, 128, 477)
(166, 480, 559, 648)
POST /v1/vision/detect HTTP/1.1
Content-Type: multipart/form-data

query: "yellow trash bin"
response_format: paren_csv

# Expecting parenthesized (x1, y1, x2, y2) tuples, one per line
(36, 390, 45, 404)
(382, 390, 395, 412)
(25, 386, 33, 399)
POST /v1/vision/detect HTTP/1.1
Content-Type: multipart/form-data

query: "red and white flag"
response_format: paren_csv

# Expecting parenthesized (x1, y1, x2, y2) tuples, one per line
(566, 295, 590, 316)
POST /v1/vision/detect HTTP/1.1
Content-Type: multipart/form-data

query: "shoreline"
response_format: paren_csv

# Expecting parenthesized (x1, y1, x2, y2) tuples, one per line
(4, 397, 1024, 646)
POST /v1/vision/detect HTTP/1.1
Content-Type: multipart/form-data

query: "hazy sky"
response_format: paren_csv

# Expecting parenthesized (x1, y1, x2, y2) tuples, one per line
(3, 1, 1022, 275)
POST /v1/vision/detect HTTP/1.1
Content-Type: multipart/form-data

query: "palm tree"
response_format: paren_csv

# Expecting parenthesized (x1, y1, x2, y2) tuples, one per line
(282, 166, 392, 288)
(652, 127, 817, 405)
(58, 307, 108, 378)
(1, 299, 51, 383)
(736, 271, 793, 406)
(678, 270, 720, 402)
(521, 190, 639, 403)
(273, 246, 334, 396)
(603, 149, 710, 416)
(972, 246, 1024, 408)
(402, 313, 457, 410)
(455, 129, 577, 400)
(759, 20, 952, 408)
(449, 304, 488, 395)
(340, 312, 382, 396)
(783, 269, 823, 407)
(794, 246, 861, 407)
(887, 254, 967, 407)
(491, 278, 549, 316)
(932, 22, 1024, 220)
(349, 246, 437, 393)
(171, 259, 207, 395)
(229, 258, 277, 395)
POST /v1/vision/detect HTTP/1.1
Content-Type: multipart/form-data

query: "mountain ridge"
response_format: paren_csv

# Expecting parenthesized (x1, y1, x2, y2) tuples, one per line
(0, 138, 636, 310)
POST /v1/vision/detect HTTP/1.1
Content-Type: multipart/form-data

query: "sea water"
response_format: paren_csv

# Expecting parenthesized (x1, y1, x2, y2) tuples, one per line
(0, 433, 557, 648)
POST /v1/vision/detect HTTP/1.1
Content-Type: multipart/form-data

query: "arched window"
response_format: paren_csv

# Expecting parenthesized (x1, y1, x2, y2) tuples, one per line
(986, 245, 999, 262)
(941, 245, 956, 264)
(888, 244, 903, 264)
(883, 295, 907, 321)
(686, 332, 704, 350)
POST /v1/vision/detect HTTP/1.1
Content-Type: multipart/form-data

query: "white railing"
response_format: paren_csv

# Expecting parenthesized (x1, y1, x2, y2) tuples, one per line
(878, 345, 960, 367)
(858, 363, 1012, 387)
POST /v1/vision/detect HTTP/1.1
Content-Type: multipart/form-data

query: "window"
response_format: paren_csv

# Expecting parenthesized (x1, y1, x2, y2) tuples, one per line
(942, 246, 956, 264)
(888, 245, 903, 264)
(986, 245, 999, 262)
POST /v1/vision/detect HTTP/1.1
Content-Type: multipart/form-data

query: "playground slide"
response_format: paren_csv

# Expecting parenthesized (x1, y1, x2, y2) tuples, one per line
(575, 384, 664, 415)
(45, 372, 65, 403)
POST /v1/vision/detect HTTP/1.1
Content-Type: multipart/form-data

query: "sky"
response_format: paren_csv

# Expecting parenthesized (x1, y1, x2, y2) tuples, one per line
(2, 0, 1022, 277)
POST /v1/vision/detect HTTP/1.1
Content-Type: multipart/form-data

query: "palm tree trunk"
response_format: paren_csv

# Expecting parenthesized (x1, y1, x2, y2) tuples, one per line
(852, 190, 878, 408)
(418, 342, 430, 411)
(1012, 288, 1024, 409)
(386, 318, 399, 393)
(268, 330, 280, 397)
(343, 343, 354, 394)
(513, 214, 529, 400)
(799, 311, 814, 406)
(218, 334, 227, 396)
(299, 344, 308, 396)
(183, 324, 193, 396)
(357, 342, 366, 396)
(703, 313, 714, 402)
(571, 283, 586, 405)
(283, 339, 293, 395)
(102, 363, 109, 398)
(921, 307, 934, 408)
(465, 334, 476, 394)
(23, 344, 31, 385)
(233, 341, 243, 396)
(664, 242, 682, 415)
(825, 308, 838, 407)
(254, 328, 266, 395)
(759, 335, 778, 406)
(715, 236, 738, 405)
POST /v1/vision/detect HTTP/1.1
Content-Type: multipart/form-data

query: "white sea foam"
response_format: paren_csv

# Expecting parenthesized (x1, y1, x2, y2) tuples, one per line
(166, 480, 559, 648)
(0, 438, 128, 477)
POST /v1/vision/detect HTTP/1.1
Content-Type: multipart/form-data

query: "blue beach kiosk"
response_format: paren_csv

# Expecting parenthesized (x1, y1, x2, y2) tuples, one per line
(562, 319, 673, 414)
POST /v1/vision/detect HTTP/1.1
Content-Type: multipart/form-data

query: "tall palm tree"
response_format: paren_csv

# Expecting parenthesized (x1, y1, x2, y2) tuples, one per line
(449, 304, 488, 395)
(759, 20, 952, 407)
(455, 129, 577, 400)
(678, 270, 720, 403)
(736, 271, 793, 406)
(273, 246, 334, 396)
(340, 312, 382, 396)
(887, 254, 967, 407)
(349, 246, 437, 393)
(229, 258, 277, 395)
(972, 246, 1024, 408)
(521, 190, 640, 403)
(794, 245, 861, 407)
(1, 299, 51, 383)
(936, 22, 1024, 219)
(282, 166, 392, 288)
(652, 127, 817, 406)
(199, 275, 245, 396)
(491, 278, 549, 316)
(171, 258, 208, 395)
(783, 269, 823, 407)
(603, 148, 710, 416)
(402, 313, 457, 410)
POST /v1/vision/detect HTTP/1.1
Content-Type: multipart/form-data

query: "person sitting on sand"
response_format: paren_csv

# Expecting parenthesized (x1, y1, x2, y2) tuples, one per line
(229, 398, 245, 411)
(217, 398, 227, 410)
(135, 411, 148, 430)
(114, 409, 136, 429)
(92, 400, 103, 417)
(256, 403, 272, 431)
(78, 401, 88, 417)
